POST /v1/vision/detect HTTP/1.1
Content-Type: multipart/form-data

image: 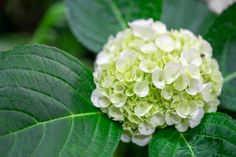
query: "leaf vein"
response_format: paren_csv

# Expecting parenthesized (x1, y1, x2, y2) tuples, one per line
(30, 123, 46, 157)
(57, 116, 74, 157)
(110, 0, 127, 30)
(0, 112, 101, 138)
(180, 133, 196, 157)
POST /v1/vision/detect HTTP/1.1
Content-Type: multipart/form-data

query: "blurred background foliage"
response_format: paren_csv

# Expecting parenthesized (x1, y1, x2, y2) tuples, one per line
(0, 0, 95, 68)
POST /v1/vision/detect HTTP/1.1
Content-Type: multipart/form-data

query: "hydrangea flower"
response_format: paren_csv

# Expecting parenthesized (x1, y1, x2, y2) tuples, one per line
(206, 0, 236, 14)
(91, 19, 223, 146)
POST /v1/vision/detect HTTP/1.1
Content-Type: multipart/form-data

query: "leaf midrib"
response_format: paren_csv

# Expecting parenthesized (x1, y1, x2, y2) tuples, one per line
(110, 0, 127, 30)
(180, 133, 196, 157)
(221, 37, 236, 84)
(0, 112, 101, 138)
(224, 71, 236, 83)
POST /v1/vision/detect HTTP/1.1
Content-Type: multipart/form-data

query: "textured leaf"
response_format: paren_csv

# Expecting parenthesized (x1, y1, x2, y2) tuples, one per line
(65, 0, 162, 53)
(205, 4, 236, 112)
(149, 113, 236, 157)
(0, 44, 122, 157)
(161, 0, 216, 35)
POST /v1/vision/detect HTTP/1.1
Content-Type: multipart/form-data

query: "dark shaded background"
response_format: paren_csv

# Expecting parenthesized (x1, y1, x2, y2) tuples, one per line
(0, 0, 57, 33)
(0, 0, 95, 68)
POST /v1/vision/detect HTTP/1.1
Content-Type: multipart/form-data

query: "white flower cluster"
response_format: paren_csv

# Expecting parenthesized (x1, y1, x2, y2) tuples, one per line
(91, 19, 223, 146)
(206, 0, 236, 14)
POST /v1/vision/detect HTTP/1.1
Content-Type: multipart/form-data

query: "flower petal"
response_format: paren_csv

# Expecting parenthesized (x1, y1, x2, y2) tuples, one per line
(121, 131, 132, 143)
(152, 69, 165, 89)
(165, 112, 181, 125)
(175, 121, 189, 132)
(140, 42, 157, 54)
(96, 51, 111, 65)
(98, 96, 110, 108)
(150, 113, 165, 127)
(134, 80, 149, 97)
(173, 74, 188, 91)
(201, 40, 212, 58)
(139, 59, 157, 73)
(201, 83, 214, 102)
(164, 62, 183, 84)
(129, 19, 155, 40)
(152, 21, 167, 34)
(138, 122, 155, 135)
(186, 64, 201, 79)
(191, 107, 204, 122)
(108, 106, 124, 121)
(155, 34, 175, 52)
(110, 93, 127, 107)
(116, 51, 137, 72)
(91, 89, 101, 108)
(176, 102, 190, 118)
(181, 48, 202, 66)
(186, 78, 204, 95)
(134, 101, 153, 117)
(161, 86, 173, 100)
(206, 99, 220, 112)
(114, 82, 125, 93)
(132, 134, 152, 146)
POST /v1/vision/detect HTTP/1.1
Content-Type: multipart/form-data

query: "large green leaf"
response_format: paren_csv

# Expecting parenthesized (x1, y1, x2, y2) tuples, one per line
(161, 0, 216, 35)
(0, 44, 122, 157)
(205, 4, 236, 112)
(65, 0, 162, 53)
(149, 113, 236, 157)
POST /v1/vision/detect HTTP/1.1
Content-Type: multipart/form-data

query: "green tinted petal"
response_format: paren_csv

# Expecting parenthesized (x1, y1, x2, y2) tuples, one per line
(138, 122, 155, 135)
(161, 86, 173, 100)
(139, 59, 158, 73)
(116, 51, 137, 72)
(108, 106, 124, 121)
(150, 113, 165, 127)
(110, 93, 127, 107)
(128, 113, 143, 124)
(164, 62, 183, 84)
(186, 78, 204, 95)
(173, 74, 188, 91)
(114, 82, 125, 93)
(134, 101, 153, 117)
(155, 34, 176, 52)
(165, 112, 182, 125)
(175, 120, 189, 132)
(134, 80, 149, 97)
(176, 102, 190, 118)
(132, 134, 152, 147)
(140, 42, 157, 54)
(152, 69, 165, 89)
(121, 131, 132, 143)
(98, 96, 111, 108)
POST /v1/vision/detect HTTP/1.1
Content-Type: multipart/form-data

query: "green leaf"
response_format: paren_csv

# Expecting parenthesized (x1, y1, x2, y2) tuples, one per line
(205, 4, 236, 112)
(0, 44, 122, 157)
(65, 0, 162, 53)
(161, 0, 216, 35)
(32, 2, 85, 57)
(32, 2, 65, 44)
(149, 113, 236, 157)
